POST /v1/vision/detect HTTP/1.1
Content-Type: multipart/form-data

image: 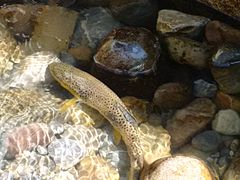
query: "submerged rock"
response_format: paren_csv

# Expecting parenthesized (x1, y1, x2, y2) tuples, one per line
(21, 5, 78, 55)
(109, 0, 159, 27)
(3, 123, 55, 160)
(48, 138, 86, 170)
(167, 98, 216, 149)
(165, 36, 212, 68)
(153, 82, 192, 110)
(192, 130, 222, 152)
(70, 7, 121, 53)
(211, 45, 240, 94)
(223, 150, 240, 180)
(205, 20, 240, 45)
(193, 79, 217, 98)
(212, 109, 240, 135)
(94, 27, 160, 76)
(141, 155, 216, 180)
(157, 9, 209, 38)
(76, 155, 119, 180)
(215, 91, 240, 112)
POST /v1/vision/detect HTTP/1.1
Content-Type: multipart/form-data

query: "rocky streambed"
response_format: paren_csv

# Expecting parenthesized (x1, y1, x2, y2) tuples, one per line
(0, 0, 239, 180)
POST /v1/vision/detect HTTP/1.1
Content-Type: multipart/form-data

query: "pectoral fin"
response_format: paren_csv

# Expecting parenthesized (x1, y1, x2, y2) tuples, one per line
(59, 98, 78, 113)
(113, 129, 122, 145)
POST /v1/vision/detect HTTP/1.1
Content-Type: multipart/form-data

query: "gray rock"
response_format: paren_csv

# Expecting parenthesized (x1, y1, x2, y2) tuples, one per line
(157, 9, 210, 38)
(192, 130, 222, 152)
(212, 109, 240, 135)
(48, 138, 86, 170)
(70, 7, 121, 52)
(165, 36, 212, 68)
(109, 0, 159, 27)
(193, 79, 217, 98)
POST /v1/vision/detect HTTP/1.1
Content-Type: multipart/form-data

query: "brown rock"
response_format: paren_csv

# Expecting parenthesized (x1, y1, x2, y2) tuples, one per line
(215, 91, 240, 112)
(205, 20, 240, 45)
(141, 155, 216, 180)
(166, 98, 216, 149)
(121, 96, 153, 124)
(153, 82, 192, 110)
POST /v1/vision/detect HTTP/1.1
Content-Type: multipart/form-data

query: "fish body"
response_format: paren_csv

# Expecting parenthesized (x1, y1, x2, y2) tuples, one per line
(48, 62, 144, 171)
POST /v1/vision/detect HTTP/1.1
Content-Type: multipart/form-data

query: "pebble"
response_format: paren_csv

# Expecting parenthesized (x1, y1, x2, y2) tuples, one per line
(215, 91, 240, 112)
(205, 20, 240, 45)
(212, 109, 240, 135)
(94, 26, 160, 76)
(109, 0, 159, 27)
(193, 79, 217, 98)
(157, 9, 210, 38)
(211, 45, 240, 94)
(48, 138, 86, 170)
(192, 130, 222, 152)
(153, 82, 192, 110)
(165, 36, 212, 68)
(167, 98, 216, 148)
(70, 7, 121, 52)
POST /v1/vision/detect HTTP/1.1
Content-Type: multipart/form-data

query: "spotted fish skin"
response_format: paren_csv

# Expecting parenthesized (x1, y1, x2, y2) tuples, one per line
(48, 62, 144, 170)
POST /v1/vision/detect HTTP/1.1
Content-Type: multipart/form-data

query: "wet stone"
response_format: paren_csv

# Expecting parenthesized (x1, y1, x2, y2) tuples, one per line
(165, 36, 212, 68)
(157, 9, 210, 38)
(205, 20, 240, 45)
(211, 45, 240, 94)
(153, 82, 192, 110)
(223, 150, 240, 180)
(192, 130, 222, 152)
(48, 138, 86, 170)
(109, 0, 159, 27)
(193, 79, 217, 98)
(94, 27, 160, 76)
(212, 109, 240, 135)
(214, 91, 240, 112)
(167, 98, 216, 149)
(70, 7, 121, 52)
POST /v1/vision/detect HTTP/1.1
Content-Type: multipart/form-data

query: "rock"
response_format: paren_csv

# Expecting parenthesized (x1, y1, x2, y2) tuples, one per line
(165, 36, 212, 68)
(197, 0, 240, 20)
(192, 130, 222, 152)
(121, 96, 153, 124)
(21, 5, 78, 55)
(48, 138, 86, 170)
(75, 0, 109, 7)
(94, 27, 160, 76)
(70, 7, 121, 53)
(68, 46, 92, 67)
(0, 17, 25, 80)
(141, 155, 216, 180)
(109, 0, 159, 27)
(212, 109, 240, 135)
(205, 20, 240, 45)
(211, 45, 240, 94)
(76, 155, 119, 180)
(167, 98, 216, 149)
(177, 144, 211, 162)
(214, 91, 240, 112)
(153, 82, 192, 110)
(58, 51, 79, 67)
(193, 79, 217, 98)
(6, 51, 60, 89)
(0, 4, 42, 40)
(157, 9, 210, 38)
(223, 150, 240, 180)
(139, 122, 171, 165)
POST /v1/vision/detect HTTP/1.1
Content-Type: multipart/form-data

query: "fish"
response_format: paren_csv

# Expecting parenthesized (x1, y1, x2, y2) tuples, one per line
(48, 62, 144, 174)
